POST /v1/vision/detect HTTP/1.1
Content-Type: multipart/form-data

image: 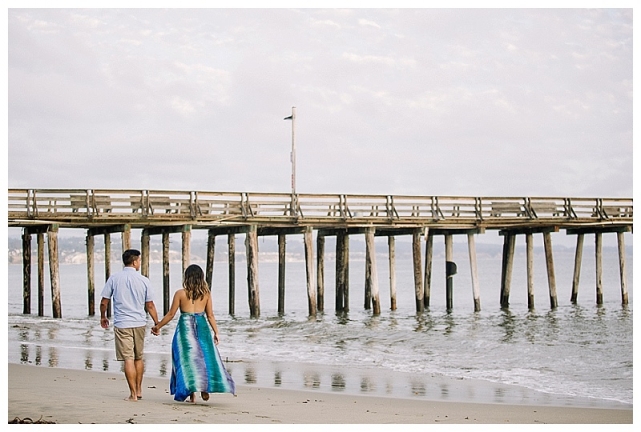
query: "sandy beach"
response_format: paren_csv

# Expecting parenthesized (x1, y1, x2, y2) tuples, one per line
(6, 363, 632, 424)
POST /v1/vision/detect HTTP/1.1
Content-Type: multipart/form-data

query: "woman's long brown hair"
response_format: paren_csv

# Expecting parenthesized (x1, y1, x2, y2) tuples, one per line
(183, 264, 210, 301)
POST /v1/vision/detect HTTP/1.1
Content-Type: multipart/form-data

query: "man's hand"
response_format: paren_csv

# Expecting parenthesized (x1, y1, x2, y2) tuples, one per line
(99, 298, 110, 329)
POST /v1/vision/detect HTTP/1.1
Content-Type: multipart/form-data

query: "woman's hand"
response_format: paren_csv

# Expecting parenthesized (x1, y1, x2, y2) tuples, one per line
(151, 326, 160, 336)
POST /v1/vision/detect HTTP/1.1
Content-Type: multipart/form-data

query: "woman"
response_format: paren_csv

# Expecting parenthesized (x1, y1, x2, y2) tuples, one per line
(152, 264, 235, 402)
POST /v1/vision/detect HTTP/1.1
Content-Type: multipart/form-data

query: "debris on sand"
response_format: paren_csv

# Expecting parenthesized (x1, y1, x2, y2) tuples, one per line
(9, 416, 56, 424)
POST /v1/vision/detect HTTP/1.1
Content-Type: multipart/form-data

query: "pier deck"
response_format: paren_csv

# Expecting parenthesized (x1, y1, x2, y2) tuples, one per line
(8, 189, 633, 318)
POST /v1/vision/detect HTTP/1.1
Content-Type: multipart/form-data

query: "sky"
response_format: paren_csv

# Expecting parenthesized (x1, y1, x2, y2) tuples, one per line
(6, 5, 634, 199)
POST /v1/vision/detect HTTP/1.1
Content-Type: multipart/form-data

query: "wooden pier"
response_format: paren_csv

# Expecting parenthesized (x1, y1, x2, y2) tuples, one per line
(8, 189, 633, 318)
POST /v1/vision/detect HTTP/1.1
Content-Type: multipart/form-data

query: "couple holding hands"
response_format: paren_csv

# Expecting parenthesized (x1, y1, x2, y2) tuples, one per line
(100, 249, 235, 403)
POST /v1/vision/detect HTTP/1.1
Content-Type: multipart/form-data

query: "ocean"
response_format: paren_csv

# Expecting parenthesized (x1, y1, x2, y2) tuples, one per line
(6, 234, 633, 409)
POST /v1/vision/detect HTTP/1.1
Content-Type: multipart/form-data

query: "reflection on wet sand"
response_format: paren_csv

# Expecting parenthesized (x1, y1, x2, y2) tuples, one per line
(331, 373, 345, 391)
(159, 358, 168, 377)
(303, 372, 320, 388)
(494, 386, 507, 403)
(244, 366, 257, 384)
(20, 344, 28, 364)
(13, 342, 604, 408)
(438, 383, 447, 398)
(411, 381, 426, 397)
(48, 347, 58, 367)
(360, 376, 374, 393)
(12, 343, 493, 402)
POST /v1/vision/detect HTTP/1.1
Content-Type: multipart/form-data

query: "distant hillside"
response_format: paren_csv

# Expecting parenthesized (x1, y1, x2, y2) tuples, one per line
(7, 235, 632, 265)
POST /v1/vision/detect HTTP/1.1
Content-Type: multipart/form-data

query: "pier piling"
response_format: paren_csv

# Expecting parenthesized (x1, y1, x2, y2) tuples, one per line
(412, 229, 424, 313)
(467, 233, 481, 312)
(617, 231, 628, 305)
(500, 233, 515, 308)
(104, 232, 111, 283)
(22, 229, 31, 314)
(570, 233, 584, 304)
(206, 230, 215, 290)
(182, 225, 191, 279)
(47, 226, 62, 318)
(141, 229, 150, 278)
(162, 232, 170, 314)
(388, 236, 397, 311)
(445, 234, 454, 311)
(423, 232, 433, 308)
(228, 234, 236, 315)
(245, 225, 260, 318)
(526, 233, 534, 309)
(595, 232, 603, 305)
(365, 227, 381, 315)
(122, 225, 131, 252)
(278, 233, 286, 315)
(336, 231, 349, 312)
(86, 233, 95, 315)
(304, 227, 316, 316)
(543, 232, 558, 308)
(316, 235, 325, 312)
(37, 232, 45, 317)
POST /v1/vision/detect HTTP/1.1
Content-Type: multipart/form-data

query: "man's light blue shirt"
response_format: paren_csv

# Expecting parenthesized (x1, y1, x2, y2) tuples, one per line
(101, 267, 154, 328)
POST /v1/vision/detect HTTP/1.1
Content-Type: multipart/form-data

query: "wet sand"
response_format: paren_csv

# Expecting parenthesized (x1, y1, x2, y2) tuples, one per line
(7, 363, 632, 424)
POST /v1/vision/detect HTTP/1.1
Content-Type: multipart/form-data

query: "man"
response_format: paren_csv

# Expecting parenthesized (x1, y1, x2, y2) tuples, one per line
(100, 249, 159, 402)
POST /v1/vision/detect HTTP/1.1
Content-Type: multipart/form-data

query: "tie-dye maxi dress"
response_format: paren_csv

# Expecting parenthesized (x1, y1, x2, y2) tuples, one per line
(170, 312, 236, 401)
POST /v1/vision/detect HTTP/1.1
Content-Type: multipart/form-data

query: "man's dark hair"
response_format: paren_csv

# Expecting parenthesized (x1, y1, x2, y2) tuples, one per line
(122, 249, 141, 266)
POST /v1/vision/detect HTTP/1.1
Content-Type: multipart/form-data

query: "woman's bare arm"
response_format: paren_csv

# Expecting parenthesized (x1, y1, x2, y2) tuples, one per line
(205, 295, 220, 344)
(151, 290, 184, 334)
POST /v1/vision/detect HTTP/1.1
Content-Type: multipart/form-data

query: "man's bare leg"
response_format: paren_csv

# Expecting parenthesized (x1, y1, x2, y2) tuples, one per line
(123, 359, 138, 401)
(134, 359, 144, 399)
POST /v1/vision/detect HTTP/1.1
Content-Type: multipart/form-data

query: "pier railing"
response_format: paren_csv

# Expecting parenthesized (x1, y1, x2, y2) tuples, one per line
(8, 189, 633, 228)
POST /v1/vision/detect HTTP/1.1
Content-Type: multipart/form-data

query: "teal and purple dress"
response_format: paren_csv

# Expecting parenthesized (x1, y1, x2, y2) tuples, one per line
(170, 312, 236, 401)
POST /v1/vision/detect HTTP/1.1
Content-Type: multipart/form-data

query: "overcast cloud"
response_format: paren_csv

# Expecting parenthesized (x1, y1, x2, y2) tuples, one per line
(7, 7, 633, 199)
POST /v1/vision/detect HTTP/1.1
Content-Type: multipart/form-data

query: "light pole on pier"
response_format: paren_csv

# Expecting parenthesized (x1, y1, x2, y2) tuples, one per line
(284, 106, 296, 215)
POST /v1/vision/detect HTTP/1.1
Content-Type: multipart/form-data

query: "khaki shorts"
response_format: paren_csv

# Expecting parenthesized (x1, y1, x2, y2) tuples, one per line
(114, 326, 146, 361)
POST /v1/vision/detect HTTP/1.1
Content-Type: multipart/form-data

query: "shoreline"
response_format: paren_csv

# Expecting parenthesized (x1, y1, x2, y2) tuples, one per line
(7, 363, 632, 424)
(7, 311, 634, 410)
